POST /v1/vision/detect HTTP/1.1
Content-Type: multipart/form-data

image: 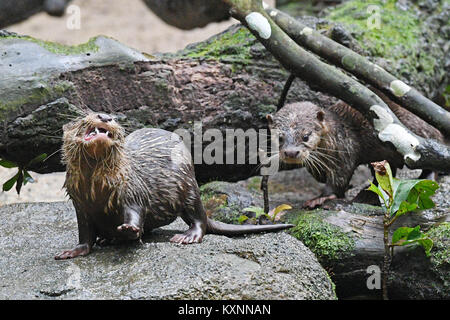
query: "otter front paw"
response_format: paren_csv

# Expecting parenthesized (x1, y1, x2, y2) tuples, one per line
(55, 244, 90, 260)
(117, 223, 141, 240)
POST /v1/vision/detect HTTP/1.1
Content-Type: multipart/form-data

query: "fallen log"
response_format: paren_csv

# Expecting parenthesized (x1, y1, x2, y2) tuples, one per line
(0, 26, 337, 182)
(0, 0, 448, 182)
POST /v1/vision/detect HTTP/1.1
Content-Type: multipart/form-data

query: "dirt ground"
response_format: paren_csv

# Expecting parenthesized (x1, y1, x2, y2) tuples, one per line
(7, 0, 237, 53)
(1, 0, 243, 205)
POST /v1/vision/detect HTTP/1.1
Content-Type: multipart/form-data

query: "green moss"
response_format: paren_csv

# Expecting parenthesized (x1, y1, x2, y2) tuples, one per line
(0, 80, 75, 120)
(288, 211, 355, 264)
(1, 34, 100, 55)
(186, 28, 254, 65)
(426, 222, 450, 269)
(247, 177, 262, 191)
(327, 0, 436, 76)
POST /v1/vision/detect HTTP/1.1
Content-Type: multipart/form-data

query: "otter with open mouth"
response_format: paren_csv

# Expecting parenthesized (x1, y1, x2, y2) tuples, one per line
(55, 113, 293, 260)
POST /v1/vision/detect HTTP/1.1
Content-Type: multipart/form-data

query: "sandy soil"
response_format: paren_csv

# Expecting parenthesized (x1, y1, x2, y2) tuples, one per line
(7, 0, 237, 54)
(1, 0, 241, 205)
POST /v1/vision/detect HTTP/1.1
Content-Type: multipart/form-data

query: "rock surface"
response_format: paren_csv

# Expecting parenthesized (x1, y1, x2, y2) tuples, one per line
(201, 167, 450, 299)
(0, 201, 336, 300)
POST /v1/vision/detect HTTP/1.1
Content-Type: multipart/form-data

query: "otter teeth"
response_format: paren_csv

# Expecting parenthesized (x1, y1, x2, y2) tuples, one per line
(87, 127, 111, 138)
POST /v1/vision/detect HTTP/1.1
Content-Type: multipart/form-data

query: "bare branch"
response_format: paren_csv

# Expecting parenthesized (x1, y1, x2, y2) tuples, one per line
(266, 7, 450, 137)
(222, 0, 450, 172)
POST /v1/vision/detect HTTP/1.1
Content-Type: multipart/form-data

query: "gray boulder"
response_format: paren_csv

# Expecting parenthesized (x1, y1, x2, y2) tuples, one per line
(0, 201, 336, 300)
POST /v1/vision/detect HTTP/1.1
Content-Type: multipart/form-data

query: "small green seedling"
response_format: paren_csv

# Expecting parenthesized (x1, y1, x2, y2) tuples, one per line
(367, 160, 438, 299)
(0, 153, 47, 195)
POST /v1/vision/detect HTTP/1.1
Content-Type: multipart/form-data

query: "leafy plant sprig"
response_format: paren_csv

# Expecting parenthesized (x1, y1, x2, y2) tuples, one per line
(367, 160, 438, 299)
(239, 204, 292, 224)
(0, 153, 47, 195)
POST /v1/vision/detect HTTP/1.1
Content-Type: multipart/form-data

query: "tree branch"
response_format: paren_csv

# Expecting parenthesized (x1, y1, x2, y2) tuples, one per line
(265, 7, 450, 137)
(222, 0, 450, 172)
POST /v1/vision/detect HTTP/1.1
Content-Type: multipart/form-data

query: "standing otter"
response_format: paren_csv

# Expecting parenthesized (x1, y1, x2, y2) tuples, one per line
(267, 97, 444, 208)
(55, 113, 293, 259)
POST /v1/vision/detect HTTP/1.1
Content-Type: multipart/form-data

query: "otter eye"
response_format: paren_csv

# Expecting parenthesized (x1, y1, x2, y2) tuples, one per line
(278, 133, 285, 145)
(302, 133, 310, 142)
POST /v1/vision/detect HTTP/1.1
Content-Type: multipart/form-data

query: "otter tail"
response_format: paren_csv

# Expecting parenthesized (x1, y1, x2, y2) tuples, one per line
(206, 218, 294, 236)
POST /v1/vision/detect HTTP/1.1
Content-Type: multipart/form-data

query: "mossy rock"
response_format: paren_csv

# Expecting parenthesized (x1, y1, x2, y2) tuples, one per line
(285, 209, 356, 265)
(325, 0, 448, 101)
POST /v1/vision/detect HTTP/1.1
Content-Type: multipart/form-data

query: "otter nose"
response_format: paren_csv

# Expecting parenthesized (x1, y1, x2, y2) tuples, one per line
(97, 114, 112, 123)
(283, 150, 300, 158)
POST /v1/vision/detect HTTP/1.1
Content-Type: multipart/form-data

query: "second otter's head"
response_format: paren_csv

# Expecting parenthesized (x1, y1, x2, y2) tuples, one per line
(62, 113, 125, 164)
(266, 102, 327, 165)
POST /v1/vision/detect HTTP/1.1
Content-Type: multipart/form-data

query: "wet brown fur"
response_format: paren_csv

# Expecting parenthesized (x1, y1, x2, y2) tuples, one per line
(268, 99, 443, 198)
(56, 113, 293, 259)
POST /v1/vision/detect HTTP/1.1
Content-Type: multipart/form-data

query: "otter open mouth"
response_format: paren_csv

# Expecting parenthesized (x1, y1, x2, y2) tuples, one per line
(84, 126, 113, 141)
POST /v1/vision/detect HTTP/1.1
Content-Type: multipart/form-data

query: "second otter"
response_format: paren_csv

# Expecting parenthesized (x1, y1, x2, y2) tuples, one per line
(267, 100, 443, 208)
(56, 113, 293, 260)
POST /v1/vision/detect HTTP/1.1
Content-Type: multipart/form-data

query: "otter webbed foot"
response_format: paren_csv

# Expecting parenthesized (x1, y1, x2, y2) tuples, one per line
(170, 224, 204, 244)
(117, 224, 141, 240)
(303, 194, 337, 209)
(55, 243, 90, 260)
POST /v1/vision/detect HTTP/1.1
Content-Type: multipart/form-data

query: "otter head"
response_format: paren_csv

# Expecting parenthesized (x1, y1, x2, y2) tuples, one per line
(62, 113, 125, 164)
(266, 102, 327, 165)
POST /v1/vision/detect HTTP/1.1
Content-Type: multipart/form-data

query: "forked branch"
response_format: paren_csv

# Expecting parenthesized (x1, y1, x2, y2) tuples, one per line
(222, 0, 450, 172)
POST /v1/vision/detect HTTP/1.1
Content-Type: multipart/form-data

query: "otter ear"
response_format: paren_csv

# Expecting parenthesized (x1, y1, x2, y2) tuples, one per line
(266, 114, 273, 125)
(317, 110, 325, 122)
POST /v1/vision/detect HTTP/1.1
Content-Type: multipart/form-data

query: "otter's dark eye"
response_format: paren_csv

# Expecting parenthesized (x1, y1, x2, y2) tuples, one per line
(278, 133, 285, 145)
(302, 133, 310, 142)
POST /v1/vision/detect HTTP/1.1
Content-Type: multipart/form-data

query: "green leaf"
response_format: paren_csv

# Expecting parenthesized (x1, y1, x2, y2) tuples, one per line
(3, 171, 19, 191)
(243, 206, 266, 218)
(392, 226, 413, 245)
(367, 181, 386, 205)
(15, 169, 24, 195)
(238, 215, 249, 224)
(26, 153, 47, 167)
(417, 238, 433, 257)
(391, 179, 438, 215)
(273, 204, 292, 216)
(0, 159, 18, 168)
(391, 225, 433, 256)
(395, 201, 418, 218)
(373, 161, 394, 199)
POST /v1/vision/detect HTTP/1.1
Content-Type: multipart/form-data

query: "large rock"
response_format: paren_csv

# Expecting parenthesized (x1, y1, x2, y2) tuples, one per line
(0, 201, 336, 300)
